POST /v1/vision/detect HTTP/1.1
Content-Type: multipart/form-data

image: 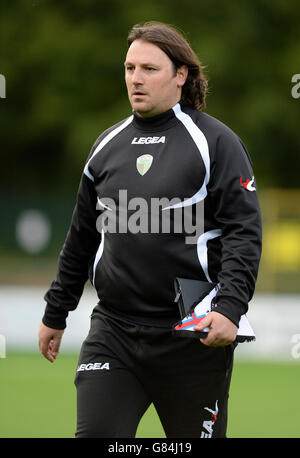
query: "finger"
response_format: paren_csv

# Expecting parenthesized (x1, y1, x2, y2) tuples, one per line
(38, 335, 50, 356)
(49, 335, 62, 359)
(200, 325, 223, 346)
(40, 340, 55, 363)
(200, 332, 218, 347)
(201, 334, 233, 347)
(194, 315, 212, 332)
(39, 334, 56, 363)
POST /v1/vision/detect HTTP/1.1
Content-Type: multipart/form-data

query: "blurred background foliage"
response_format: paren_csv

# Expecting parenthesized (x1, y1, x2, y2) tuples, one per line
(0, 0, 300, 290)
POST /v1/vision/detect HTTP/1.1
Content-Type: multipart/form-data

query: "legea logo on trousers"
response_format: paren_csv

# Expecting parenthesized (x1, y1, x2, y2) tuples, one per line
(201, 400, 219, 438)
(136, 154, 153, 176)
(77, 362, 110, 371)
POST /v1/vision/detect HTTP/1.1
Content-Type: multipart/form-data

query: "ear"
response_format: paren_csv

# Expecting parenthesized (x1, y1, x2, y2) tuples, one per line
(176, 65, 188, 87)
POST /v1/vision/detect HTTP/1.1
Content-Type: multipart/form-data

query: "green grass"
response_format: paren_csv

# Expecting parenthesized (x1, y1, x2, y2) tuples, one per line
(1, 353, 299, 438)
(228, 359, 300, 438)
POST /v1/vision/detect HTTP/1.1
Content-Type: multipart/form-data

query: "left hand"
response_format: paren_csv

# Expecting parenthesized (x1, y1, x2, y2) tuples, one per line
(194, 311, 238, 347)
(38, 322, 64, 363)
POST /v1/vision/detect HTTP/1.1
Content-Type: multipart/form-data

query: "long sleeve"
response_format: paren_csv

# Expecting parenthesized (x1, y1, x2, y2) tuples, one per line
(207, 129, 262, 326)
(42, 172, 101, 329)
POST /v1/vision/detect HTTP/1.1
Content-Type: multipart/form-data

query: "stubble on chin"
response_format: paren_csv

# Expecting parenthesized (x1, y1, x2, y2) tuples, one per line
(131, 100, 155, 118)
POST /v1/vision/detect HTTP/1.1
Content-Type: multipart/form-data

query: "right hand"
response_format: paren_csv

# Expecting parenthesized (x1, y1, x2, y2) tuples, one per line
(38, 322, 64, 363)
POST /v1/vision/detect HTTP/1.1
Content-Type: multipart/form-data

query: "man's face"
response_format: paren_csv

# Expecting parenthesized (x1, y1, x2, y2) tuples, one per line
(125, 39, 187, 118)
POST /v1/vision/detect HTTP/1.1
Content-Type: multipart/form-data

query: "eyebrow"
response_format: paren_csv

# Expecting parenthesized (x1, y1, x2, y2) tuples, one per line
(124, 61, 159, 68)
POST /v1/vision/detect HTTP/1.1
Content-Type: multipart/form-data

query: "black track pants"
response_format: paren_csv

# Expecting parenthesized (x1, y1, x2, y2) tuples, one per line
(74, 311, 236, 438)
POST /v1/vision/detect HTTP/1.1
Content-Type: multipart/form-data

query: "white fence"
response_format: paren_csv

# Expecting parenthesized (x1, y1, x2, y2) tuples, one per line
(0, 286, 300, 361)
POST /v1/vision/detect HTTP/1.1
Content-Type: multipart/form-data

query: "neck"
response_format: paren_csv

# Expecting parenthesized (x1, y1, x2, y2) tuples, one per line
(134, 97, 182, 119)
(132, 102, 181, 131)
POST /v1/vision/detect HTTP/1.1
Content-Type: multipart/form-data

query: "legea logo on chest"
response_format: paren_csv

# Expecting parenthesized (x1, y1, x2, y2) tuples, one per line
(131, 136, 166, 144)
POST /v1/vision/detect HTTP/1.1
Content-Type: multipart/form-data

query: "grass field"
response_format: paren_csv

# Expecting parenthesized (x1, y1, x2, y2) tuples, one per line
(0, 352, 299, 438)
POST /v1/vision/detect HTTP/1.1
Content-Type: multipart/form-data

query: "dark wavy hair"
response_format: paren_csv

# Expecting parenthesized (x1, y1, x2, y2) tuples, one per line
(127, 21, 208, 111)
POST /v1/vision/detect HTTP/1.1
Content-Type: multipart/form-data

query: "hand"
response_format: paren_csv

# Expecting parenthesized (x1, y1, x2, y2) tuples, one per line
(194, 311, 237, 347)
(38, 322, 64, 363)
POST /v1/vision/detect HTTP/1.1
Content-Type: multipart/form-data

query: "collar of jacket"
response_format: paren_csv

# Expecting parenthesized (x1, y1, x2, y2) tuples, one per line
(132, 100, 183, 131)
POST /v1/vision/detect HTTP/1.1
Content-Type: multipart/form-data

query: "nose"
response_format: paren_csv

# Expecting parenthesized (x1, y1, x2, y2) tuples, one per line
(131, 68, 144, 86)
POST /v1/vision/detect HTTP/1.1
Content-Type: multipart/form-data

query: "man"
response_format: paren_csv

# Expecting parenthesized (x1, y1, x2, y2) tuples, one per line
(39, 21, 262, 438)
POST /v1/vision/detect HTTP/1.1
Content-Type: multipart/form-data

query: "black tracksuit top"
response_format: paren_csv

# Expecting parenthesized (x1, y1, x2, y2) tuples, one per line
(43, 101, 262, 330)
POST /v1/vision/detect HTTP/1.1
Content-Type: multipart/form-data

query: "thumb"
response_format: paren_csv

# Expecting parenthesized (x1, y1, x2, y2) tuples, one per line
(194, 313, 212, 332)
